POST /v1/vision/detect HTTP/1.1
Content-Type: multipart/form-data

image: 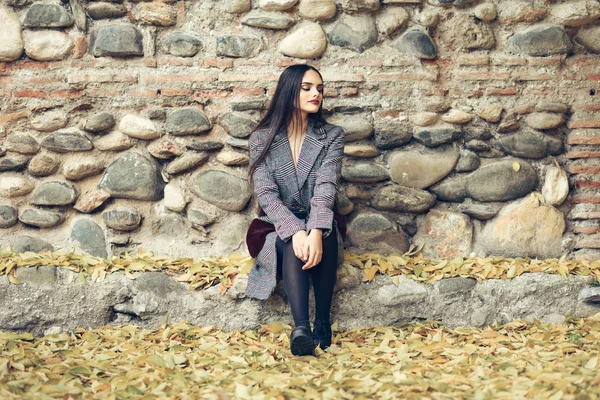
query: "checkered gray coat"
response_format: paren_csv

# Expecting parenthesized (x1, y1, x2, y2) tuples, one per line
(246, 121, 345, 300)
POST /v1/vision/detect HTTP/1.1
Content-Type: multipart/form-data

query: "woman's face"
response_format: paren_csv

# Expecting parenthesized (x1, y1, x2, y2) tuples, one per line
(297, 69, 324, 115)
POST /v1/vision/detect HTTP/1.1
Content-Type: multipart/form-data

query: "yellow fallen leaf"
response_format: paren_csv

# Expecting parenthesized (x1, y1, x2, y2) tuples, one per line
(512, 162, 520, 172)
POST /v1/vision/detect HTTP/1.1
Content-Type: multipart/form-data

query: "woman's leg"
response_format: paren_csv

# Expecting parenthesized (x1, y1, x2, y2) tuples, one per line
(309, 229, 338, 322)
(276, 236, 310, 328)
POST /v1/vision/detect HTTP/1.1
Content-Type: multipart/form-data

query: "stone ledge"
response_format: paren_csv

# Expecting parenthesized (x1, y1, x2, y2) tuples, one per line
(2, 267, 599, 336)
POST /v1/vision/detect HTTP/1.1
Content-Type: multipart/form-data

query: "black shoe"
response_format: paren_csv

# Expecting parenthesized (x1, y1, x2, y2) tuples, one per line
(290, 326, 315, 356)
(313, 320, 332, 350)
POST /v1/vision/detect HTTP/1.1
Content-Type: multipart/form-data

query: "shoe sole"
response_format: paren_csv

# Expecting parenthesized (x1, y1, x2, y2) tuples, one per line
(291, 335, 315, 356)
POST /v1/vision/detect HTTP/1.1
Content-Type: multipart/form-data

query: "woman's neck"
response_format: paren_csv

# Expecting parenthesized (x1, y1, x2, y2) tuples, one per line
(288, 112, 309, 136)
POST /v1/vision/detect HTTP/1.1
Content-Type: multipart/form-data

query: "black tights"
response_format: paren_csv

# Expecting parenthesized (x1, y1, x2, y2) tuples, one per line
(276, 229, 338, 328)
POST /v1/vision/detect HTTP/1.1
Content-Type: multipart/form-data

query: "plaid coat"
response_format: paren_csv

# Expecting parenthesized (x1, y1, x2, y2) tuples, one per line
(246, 120, 345, 300)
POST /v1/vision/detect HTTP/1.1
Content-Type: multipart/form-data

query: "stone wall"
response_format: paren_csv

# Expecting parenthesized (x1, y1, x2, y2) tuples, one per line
(1, 0, 600, 260)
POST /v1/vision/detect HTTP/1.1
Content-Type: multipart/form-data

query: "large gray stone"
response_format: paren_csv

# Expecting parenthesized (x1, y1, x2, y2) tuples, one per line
(89, 24, 144, 57)
(186, 141, 224, 152)
(455, 149, 480, 172)
(28, 154, 59, 177)
(341, 163, 389, 183)
(498, 131, 563, 159)
(391, 29, 437, 59)
(83, 112, 115, 133)
(189, 170, 251, 212)
(542, 164, 568, 207)
(30, 111, 68, 132)
(165, 108, 211, 136)
(119, 115, 159, 140)
(374, 122, 413, 150)
(102, 209, 142, 231)
(328, 14, 378, 53)
(30, 181, 78, 206)
(508, 24, 572, 56)
(413, 209, 473, 259)
(23, 30, 73, 61)
(224, 0, 251, 13)
(23, 3, 74, 28)
(219, 113, 258, 139)
(413, 125, 461, 147)
(241, 10, 294, 29)
(87, 2, 127, 20)
(0, 7, 24, 62)
(94, 131, 137, 151)
(0, 205, 18, 228)
(456, 200, 503, 220)
(298, 0, 336, 20)
(40, 131, 93, 153)
(376, 6, 408, 36)
(346, 212, 409, 255)
(340, 0, 380, 11)
(11, 236, 53, 253)
(15, 266, 57, 286)
(376, 278, 427, 306)
(551, 0, 600, 27)
(5, 133, 39, 155)
(524, 112, 565, 130)
(474, 195, 565, 259)
(0, 174, 34, 198)
(575, 25, 600, 53)
(0, 155, 30, 172)
(216, 35, 262, 58)
(71, 219, 108, 258)
(388, 145, 459, 189)
(278, 22, 327, 59)
(327, 115, 373, 142)
(147, 138, 185, 159)
(97, 152, 162, 200)
(372, 185, 436, 213)
(137, 2, 177, 26)
(63, 159, 105, 180)
(258, 0, 297, 11)
(429, 174, 469, 202)
(19, 209, 65, 228)
(163, 33, 202, 57)
(467, 160, 537, 202)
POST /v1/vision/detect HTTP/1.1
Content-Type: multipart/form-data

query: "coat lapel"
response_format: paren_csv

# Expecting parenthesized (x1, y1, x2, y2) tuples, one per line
(296, 121, 325, 190)
(271, 129, 301, 202)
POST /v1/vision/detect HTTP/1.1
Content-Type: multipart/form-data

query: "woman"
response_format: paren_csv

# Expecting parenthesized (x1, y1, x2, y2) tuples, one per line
(245, 65, 345, 356)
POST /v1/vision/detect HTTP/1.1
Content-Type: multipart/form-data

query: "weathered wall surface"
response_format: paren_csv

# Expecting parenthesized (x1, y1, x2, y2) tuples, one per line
(1, 0, 600, 260)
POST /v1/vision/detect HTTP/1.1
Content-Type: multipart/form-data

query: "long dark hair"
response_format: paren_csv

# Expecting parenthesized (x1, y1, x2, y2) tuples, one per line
(249, 64, 326, 179)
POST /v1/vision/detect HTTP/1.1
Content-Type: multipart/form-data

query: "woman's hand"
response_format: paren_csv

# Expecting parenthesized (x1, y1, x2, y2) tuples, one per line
(292, 230, 308, 261)
(302, 229, 323, 270)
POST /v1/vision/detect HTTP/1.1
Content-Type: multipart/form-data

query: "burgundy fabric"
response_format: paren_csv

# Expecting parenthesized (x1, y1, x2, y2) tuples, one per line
(246, 213, 347, 259)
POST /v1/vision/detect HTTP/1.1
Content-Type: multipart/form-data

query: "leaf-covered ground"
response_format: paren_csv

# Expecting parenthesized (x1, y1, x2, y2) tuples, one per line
(1, 316, 600, 399)
(1, 247, 599, 293)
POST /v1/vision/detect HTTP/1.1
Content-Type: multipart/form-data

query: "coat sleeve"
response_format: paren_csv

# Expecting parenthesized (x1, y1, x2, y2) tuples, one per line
(249, 132, 306, 242)
(307, 126, 345, 236)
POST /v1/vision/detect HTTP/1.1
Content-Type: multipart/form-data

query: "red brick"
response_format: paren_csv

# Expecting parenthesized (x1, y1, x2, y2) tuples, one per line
(570, 211, 600, 219)
(50, 90, 83, 98)
(232, 88, 264, 97)
(563, 72, 582, 80)
(16, 61, 49, 70)
(526, 88, 555, 95)
(572, 104, 600, 112)
(195, 89, 231, 99)
(233, 59, 271, 67)
(565, 56, 599, 67)
(218, 73, 278, 82)
(142, 74, 216, 84)
(275, 58, 306, 67)
(569, 226, 600, 234)
(144, 59, 157, 68)
(0, 77, 13, 85)
(158, 58, 194, 67)
(161, 89, 193, 97)
(491, 56, 526, 66)
(176, 1, 185, 25)
(567, 151, 600, 159)
(68, 73, 113, 84)
(0, 91, 10, 98)
(568, 121, 600, 129)
(320, 73, 365, 82)
(113, 74, 138, 83)
(341, 88, 359, 97)
(587, 74, 600, 81)
(13, 90, 46, 98)
(575, 181, 600, 189)
(455, 71, 510, 81)
(26, 77, 62, 84)
(74, 37, 87, 59)
(202, 58, 234, 68)
(323, 88, 338, 97)
(85, 89, 122, 98)
(514, 73, 553, 81)
(527, 56, 563, 66)
(125, 89, 158, 98)
(567, 136, 600, 145)
(569, 166, 600, 174)
(486, 87, 518, 96)
(347, 58, 383, 67)
(570, 195, 600, 204)
(369, 73, 437, 82)
(422, 57, 452, 67)
(457, 55, 489, 66)
(0, 63, 13, 75)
